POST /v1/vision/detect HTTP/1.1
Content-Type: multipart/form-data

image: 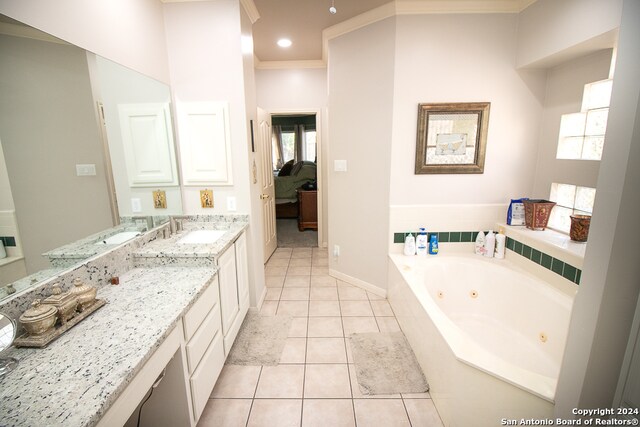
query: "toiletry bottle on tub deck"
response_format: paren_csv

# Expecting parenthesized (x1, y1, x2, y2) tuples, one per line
(484, 230, 496, 258)
(404, 233, 416, 256)
(495, 228, 506, 259)
(475, 231, 486, 256)
(428, 233, 439, 255)
(416, 228, 428, 256)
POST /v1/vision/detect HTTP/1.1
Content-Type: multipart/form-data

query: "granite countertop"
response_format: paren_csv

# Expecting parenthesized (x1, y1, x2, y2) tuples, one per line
(43, 224, 146, 261)
(133, 220, 248, 259)
(0, 266, 217, 427)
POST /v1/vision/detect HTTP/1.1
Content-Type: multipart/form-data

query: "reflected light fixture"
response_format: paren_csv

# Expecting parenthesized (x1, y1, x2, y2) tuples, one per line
(277, 38, 292, 48)
(329, 0, 337, 14)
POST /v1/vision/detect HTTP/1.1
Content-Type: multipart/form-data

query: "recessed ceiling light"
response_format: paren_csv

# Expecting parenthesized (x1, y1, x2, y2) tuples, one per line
(277, 39, 292, 48)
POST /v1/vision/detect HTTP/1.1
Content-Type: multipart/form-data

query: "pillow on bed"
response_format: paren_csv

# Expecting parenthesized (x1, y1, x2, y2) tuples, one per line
(278, 159, 295, 176)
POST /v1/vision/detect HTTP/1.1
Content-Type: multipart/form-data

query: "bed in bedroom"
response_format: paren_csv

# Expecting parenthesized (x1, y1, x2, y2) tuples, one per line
(275, 160, 317, 218)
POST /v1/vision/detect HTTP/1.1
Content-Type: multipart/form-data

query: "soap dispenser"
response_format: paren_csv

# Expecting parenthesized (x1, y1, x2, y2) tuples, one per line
(403, 233, 416, 256)
(475, 231, 486, 256)
(495, 228, 506, 259)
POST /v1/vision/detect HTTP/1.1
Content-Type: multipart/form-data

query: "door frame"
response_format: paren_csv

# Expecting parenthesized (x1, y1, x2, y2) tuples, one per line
(267, 108, 323, 249)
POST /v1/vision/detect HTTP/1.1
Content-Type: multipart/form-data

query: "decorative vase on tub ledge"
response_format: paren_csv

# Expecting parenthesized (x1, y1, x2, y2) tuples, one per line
(522, 199, 556, 230)
(570, 214, 591, 242)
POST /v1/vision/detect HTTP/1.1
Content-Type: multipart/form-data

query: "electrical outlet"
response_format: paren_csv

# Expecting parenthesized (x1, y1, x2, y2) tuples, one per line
(333, 244, 340, 257)
(76, 164, 96, 176)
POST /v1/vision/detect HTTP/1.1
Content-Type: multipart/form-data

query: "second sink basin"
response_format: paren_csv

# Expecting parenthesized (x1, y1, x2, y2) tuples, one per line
(177, 229, 227, 245)
(95, 231, 141, 245)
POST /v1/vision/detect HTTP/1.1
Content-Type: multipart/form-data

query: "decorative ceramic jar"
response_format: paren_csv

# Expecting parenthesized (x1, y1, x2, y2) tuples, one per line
(20, 300, 57, 336)
(43, 283, 78, 324)
(69, 278, 97, 312)
(523, 199, 556, 230)
(570, 214, 591, 242)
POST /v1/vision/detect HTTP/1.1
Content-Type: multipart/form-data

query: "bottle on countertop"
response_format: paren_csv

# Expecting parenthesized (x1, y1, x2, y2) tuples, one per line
(474, 231, 486, 256)
(404, 233, 416, 256)
(416, 228, 428, 256)
(484, 230, 496, 258)
(495, 228, 506, 259)
(428, 233, 439, 255)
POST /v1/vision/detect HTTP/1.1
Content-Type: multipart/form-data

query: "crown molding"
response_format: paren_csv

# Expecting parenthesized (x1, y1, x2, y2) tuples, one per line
(255, 58, 326, 70)
(0, 22, 68, 45)
(240, 0, 260, 24)
(160, 0, 260, 22)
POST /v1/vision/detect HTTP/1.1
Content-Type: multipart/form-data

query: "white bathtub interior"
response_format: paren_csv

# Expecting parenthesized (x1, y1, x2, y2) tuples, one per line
(388, 253, 575, 426)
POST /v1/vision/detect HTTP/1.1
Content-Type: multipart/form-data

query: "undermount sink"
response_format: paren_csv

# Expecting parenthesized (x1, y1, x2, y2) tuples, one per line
(177, 229, 226, 245)
(95, 231, 141, 245)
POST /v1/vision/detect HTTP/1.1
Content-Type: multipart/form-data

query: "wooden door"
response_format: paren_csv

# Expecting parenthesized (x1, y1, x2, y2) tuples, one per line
(258, 108, 277, 262)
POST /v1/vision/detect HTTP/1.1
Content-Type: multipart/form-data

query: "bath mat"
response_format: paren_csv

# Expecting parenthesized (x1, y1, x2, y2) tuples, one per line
(349, 331, 429, 395)
(225, 312, 292, 365)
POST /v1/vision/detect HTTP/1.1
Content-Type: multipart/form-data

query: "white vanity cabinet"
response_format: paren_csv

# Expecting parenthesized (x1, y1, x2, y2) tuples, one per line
(182, 275, 225, 422)
(217, 231, 250, 355)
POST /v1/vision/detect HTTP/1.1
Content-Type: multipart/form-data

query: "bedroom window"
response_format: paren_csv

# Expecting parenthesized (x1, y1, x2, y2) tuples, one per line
(304, 130, 316, 162)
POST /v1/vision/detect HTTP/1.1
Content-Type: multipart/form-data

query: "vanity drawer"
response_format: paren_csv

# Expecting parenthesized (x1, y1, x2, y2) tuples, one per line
(190, 328, 225, 421)
(183, 276, 219, 341)
(186, 301, 221, 374)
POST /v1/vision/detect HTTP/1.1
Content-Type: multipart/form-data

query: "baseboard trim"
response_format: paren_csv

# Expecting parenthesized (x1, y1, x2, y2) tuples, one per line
(329, 269, 387, 298)
(256, 286, 267, 310)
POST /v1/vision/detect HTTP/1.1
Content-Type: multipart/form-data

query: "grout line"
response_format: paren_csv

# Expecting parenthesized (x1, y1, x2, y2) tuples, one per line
(245, 366, 263, 427)
(400, 395, 413, 427)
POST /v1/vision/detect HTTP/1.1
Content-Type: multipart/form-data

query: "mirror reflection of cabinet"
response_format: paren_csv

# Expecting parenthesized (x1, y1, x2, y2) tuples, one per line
(177, 102, 232, 186)
(118, 103, 178, 187)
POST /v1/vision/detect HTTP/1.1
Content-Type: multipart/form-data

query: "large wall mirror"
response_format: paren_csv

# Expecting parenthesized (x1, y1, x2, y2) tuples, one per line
(0, 14, 182, 301)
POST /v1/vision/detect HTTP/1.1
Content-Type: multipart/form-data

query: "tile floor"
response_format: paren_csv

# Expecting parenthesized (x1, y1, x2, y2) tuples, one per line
(198, 247, 444, 427)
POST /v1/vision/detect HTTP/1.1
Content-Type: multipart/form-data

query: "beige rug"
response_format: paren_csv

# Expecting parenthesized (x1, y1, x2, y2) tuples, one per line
(349, 331, 429, 395)
(225, 312, 292, 365)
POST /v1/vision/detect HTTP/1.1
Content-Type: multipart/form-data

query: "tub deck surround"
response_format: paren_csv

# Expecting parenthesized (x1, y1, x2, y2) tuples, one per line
(0, 266, 217, 427)
(388, 253, 574, 426)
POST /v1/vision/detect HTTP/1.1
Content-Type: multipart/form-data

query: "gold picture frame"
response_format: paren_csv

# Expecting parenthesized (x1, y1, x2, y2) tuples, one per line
(200, 189, 214, 208)
(152, 190, 167, 209)
(415, 102, 490, 174)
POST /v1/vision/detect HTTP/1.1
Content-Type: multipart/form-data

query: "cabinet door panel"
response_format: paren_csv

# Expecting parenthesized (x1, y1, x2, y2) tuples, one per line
(218, 247, 239, 336)
(118, 103, 178, 186)
(235, 232, 250, 312)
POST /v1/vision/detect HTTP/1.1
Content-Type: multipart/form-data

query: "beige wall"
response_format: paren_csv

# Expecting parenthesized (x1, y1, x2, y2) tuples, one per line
(390, 13, 547, 206)
(0, 35, 113, 273)
(328, 18, 396, 291)
(255, 67, 328, 247)
(516, 0, 622, 68)
(0, 0, 170, 83)
(531, 49, 612, 198)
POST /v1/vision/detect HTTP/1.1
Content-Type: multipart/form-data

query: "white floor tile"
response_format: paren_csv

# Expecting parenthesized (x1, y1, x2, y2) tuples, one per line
(288, 317, 308, 337)
(280, 338, 307, 364)
(277, 300, 309, 316)
(306, 338, 347, 363)
(403, 398, 443, 426)
(353, 399, 411, 427)
(307, 317, 344, 337)
(197, 399, 252, 427)
(255, 365, 305, 398)
(308, 300, 341, 316)
(210, 365, 261, 398)
(304, 364, 352, 398)
(340, 300, 374, 317)
(302, 399, 355, 427)
(247, 399, 302, 427)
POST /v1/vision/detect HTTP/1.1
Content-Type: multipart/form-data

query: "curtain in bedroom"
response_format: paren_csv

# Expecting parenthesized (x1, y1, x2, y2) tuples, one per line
(272, 125, 284, 169)
(294, 124, 306, 162)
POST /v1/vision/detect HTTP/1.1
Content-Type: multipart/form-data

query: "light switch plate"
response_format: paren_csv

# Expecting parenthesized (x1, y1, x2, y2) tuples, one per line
(227, 196, 237, 211)
(334, 160, 347, 172)
(131, 198, 142, 213)
(76, 164, 97, 176)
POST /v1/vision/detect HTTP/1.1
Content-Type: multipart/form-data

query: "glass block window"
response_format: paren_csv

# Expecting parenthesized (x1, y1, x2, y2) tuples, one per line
(556, 79, 612, 161)
(548, 183, 596, 233)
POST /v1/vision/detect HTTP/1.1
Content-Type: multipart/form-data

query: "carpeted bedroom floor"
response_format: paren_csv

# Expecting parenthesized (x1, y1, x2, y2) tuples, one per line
(276, 219, 318, 248)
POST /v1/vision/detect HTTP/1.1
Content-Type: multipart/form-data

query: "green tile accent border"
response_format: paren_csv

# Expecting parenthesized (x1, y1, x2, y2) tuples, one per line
(393, 231, 582, 285)
(507, 236, 582, 285)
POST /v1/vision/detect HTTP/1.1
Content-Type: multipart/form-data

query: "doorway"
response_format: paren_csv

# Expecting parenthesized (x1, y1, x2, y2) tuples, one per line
(270, 113, 320, 248)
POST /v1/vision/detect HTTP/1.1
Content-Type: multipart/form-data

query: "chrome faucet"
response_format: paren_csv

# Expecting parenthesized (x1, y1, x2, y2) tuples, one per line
(170, 215, 190, 235)
(131, 216, 154, 231)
